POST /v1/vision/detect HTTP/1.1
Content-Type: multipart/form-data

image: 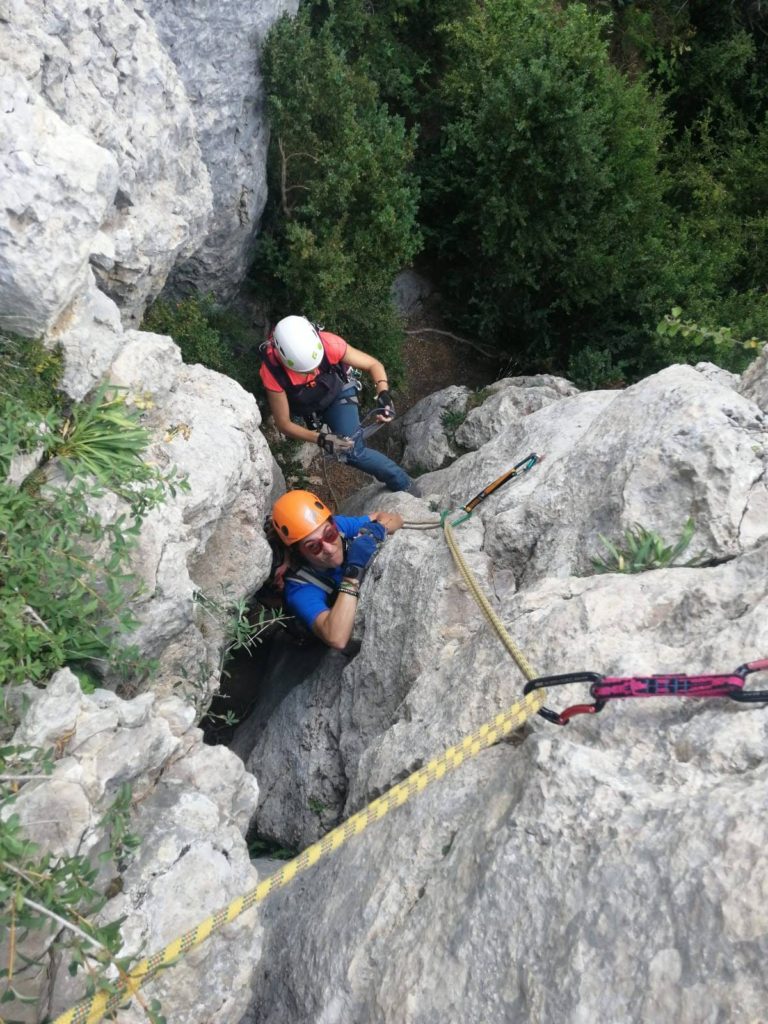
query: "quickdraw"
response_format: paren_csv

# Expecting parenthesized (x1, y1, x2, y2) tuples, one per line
(523, 659, 768, 725)
(451, 453, 539, 526)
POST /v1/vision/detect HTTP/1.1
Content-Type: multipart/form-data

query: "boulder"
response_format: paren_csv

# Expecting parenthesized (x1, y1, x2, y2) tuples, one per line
(7, 669, 261, 1024)
(454, 374, 579, 450)
(400, 385, 471, 472)
(739, 345, 768, 414)
(0, 74, 118, 337)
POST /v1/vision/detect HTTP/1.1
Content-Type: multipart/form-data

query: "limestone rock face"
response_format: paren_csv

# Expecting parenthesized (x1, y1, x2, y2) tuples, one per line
(8, 670, 260, 1024)
(0, 0, 213, 327)
(0, 74, 119, 337)
(454, 373, 579, 450)
(739, 345, 768, 413)
(400, 384, 470, 472)
(145, 0, 300, 300)
(419, 364, 768, 586)
(103, 330, 275, 697)
(400, 374, 578, 473)
(242, 358, 768, 1024)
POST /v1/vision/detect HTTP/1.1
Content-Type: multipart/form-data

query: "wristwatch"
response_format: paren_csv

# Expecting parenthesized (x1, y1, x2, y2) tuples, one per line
(342, 564, 363, 582)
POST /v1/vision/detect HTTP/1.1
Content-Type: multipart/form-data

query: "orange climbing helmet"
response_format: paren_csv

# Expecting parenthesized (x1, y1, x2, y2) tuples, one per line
(272, 490, 332, 545)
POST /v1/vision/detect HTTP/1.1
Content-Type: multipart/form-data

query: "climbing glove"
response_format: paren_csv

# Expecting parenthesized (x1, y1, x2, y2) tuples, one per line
(376, 390, 395, 420)
(317, 425, 354, 456)
(344, 523, 386, 577)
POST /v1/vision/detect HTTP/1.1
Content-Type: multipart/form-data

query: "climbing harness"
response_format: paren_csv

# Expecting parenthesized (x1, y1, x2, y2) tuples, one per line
(51, 690, 545, 1024)
(523, 659, 768, 725)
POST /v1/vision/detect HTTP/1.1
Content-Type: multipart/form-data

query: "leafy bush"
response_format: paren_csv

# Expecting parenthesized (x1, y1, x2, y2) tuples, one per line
(142, 294, 261, 394)
(1, 389, 186, 709)
(0, 332, 63, 413)
(306, 0, 474, 122)
(253, 10, 421, 375)
(591, 517, 706, 574)
(653, 307, 763, 370)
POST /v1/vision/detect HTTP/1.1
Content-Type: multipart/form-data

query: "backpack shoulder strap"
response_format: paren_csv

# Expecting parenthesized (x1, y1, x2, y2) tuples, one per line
(260, 341, 293, 392)
(286, 566, 337, 595)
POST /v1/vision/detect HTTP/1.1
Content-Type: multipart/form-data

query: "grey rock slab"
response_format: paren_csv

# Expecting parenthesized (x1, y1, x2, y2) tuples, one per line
(455, 375, 579, 450)
(146, 0, 300, 300)
(10, 670, 262, 1024)
(400, 384, 471, 472)
(739, 344, 768, 414)
(244, 543, 768, 1024)
(0, 0, 213, 323)
(421, 364, 767, 586)
(0, 73, 119, 337)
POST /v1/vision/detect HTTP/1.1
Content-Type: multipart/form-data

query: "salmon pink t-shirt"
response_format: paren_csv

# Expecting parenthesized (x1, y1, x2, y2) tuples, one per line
(260, 331, 348, 392)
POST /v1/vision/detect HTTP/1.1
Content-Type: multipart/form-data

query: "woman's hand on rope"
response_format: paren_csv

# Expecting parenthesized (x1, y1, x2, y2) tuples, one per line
(369, 511, 404, 534)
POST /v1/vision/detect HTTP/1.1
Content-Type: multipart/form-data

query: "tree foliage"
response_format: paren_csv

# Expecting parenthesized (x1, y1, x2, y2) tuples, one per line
(253, 9, 421, 372)
(257, 0, 768, 384)
(423, 0, 668, 369)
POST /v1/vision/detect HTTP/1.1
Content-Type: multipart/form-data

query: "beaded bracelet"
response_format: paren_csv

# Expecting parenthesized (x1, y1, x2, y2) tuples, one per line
(337, 584, 360, 598)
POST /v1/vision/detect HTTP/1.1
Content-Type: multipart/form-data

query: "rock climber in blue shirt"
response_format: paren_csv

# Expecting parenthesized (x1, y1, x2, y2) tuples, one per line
(271, 489, 403, 649)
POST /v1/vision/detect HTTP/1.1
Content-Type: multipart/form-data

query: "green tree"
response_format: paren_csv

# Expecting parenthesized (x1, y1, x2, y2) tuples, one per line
(306, 0, 473, 122)
(424, 0, 668, 371)
(585, 0, 768, 370)
(253, 10, 421, 372)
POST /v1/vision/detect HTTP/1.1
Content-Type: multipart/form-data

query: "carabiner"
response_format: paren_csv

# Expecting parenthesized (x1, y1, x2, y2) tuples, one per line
(730, 659, 768, 703)
(522, 672, 608, 726)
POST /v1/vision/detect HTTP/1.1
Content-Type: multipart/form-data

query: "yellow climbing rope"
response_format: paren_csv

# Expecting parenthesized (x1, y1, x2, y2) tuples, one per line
(442, 517, 538, 681)
(52, 689, 545, 1024)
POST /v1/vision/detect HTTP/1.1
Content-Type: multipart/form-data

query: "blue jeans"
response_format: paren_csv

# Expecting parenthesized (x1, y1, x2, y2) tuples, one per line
(321, 386, 412, 492)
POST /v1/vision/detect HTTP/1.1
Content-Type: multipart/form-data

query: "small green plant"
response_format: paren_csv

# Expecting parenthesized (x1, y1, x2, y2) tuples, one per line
(247, 835, 297, 861)
(441, 408, 467, 434)
(0, 332, 63, 412)
(185, 593, 286, 722)
(308, 796, 326, 817)
(194, 592, 286, 666)
(0, 749, 166, 1021)
(591, 517, 706, 574)
(466, 387, 491, 412)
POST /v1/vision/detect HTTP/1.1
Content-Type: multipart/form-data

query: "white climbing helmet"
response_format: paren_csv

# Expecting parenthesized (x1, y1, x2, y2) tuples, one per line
(272, 315, 324, 372)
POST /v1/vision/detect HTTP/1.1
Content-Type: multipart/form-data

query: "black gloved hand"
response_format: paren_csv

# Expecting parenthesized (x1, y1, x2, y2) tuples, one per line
(317, 426, 354, 455)
(344, 525, 385, 577)
(376, 389, 395, 420)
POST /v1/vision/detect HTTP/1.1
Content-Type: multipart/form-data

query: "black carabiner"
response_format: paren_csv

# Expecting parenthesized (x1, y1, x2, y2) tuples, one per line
(523, 672, 608, 726)
(729, 659, 768, 703)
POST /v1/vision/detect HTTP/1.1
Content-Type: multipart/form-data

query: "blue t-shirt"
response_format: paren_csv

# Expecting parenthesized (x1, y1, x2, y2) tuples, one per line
(284, 515, 371, 630)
